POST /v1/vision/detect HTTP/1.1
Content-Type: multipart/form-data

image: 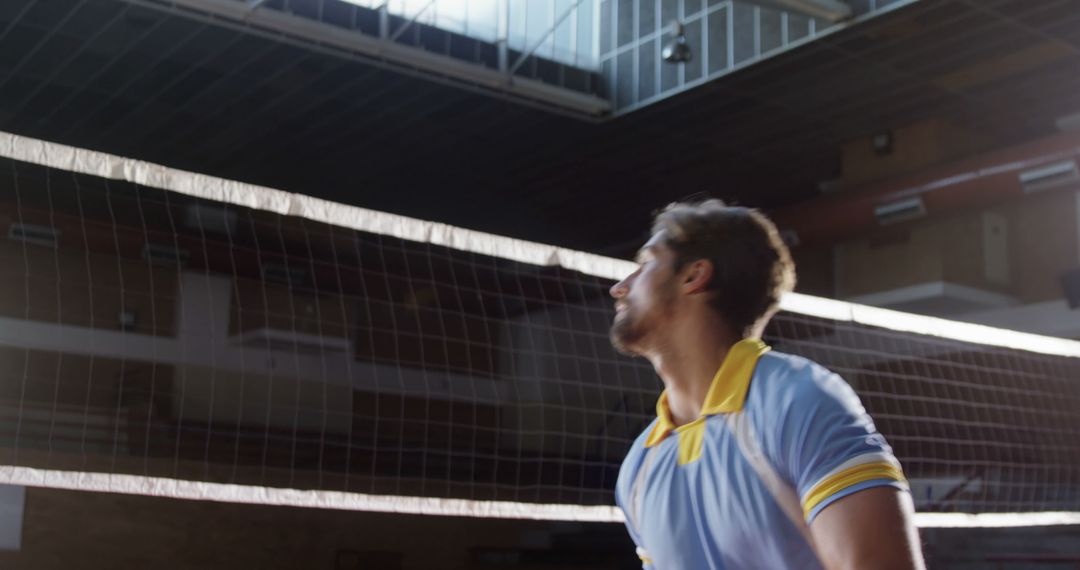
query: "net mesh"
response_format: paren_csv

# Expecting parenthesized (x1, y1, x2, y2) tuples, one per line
(769, 313, 1080, 514)
(0, 132, 1078, 523)
(0, 152, 651, 507)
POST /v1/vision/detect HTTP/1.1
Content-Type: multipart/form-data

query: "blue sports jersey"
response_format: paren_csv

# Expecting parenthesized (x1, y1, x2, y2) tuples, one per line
(615, 338, 908, 569)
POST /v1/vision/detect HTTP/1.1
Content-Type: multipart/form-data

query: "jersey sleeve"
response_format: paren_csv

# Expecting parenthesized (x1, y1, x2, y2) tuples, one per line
(766, 359, 909, 524)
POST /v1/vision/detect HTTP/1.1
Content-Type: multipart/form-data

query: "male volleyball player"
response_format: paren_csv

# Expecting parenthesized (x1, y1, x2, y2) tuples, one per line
(611, 200, 925, 569)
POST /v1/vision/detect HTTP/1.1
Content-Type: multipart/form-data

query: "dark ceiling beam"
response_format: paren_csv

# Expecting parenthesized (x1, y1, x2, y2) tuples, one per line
(0, 2, 39, 40)
(194, 59, 359, 171)
(0, 7, 132, 127)
(237, 69, 406, 171)
(282, 78, 446, 165)
(0, 0, 90, 100)
(14, 6, 171, 141)
(137, 44, 320, 159)
(77, 24, 242, 149)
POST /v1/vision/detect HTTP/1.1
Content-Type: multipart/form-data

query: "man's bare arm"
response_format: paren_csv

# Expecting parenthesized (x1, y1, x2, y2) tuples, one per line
(809, 487, 926, 570)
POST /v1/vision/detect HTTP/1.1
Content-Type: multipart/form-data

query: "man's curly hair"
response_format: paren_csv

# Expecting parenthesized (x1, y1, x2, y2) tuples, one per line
(652, 199, 796, 337)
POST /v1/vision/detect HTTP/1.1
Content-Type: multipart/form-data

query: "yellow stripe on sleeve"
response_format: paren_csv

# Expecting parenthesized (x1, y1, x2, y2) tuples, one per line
(801, 462, 906, 519)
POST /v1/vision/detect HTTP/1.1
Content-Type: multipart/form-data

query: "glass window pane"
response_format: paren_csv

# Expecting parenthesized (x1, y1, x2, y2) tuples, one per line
(638, 0, 656, 37)
(339, 0, 597, 69)
(684, 18, 702, 83)
(707, 7, 728, 75)
(638, 39, 656, 102)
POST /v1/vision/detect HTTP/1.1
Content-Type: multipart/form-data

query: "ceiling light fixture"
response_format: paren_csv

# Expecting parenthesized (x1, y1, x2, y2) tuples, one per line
(662, 21, 692, 64)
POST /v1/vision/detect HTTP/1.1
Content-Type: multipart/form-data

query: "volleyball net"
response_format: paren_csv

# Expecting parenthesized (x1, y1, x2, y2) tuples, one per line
(0, 130, 1077, 527)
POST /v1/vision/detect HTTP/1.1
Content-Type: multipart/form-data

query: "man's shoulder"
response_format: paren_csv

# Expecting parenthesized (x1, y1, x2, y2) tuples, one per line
(752, 350, 833, 393)
(756, 349, 819, 374)
(747, 350, 852, 416)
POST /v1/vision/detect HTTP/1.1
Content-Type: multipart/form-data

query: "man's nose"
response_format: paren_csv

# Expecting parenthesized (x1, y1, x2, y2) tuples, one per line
(610, 277, 629, 299)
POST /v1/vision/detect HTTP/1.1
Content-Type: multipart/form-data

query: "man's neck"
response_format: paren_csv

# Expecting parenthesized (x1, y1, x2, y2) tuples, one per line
(648, 315, 741, 426)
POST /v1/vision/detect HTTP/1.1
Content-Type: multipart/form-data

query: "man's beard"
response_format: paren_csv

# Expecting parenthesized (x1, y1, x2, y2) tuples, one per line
(609, 307, 645, 356)
(610, 281, 675, 356)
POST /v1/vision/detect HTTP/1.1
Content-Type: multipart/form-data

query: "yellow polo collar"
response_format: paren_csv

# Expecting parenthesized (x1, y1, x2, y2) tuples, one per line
(644, 338, 771, 448)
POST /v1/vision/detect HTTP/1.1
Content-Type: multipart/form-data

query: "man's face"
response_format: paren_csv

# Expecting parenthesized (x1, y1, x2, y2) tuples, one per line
(609, 232, 680, 356)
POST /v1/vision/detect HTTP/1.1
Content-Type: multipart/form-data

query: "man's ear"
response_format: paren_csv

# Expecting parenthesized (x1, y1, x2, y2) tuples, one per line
(681, 259, 713, 294)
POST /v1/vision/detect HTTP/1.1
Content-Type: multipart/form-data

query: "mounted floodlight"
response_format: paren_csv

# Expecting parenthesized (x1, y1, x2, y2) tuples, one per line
(142, 242, 191, 267)
(1054, 111, 1080, 132)
(1019, 160, 1079, 194)
(734, 0, 853, 23)
(662, 21, 692, 64)
(7, 223, 60, 248)
(874, 197, 926, 226)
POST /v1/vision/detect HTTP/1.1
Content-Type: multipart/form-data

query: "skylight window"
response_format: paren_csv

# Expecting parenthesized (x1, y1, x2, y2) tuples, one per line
(341, 0, 599, 69)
